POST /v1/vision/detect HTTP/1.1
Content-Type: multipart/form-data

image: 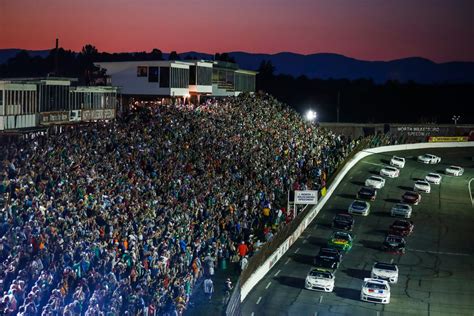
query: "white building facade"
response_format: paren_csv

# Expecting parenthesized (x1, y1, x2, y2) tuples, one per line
(0, 78, 119, 132)
(95, 60, 257, 101)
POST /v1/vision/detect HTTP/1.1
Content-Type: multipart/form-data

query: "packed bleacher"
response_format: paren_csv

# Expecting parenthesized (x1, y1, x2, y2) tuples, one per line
(0, 94, 361, 315)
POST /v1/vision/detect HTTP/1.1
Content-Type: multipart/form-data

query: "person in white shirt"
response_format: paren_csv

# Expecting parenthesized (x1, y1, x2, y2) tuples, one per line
(203, 277, 214, 301)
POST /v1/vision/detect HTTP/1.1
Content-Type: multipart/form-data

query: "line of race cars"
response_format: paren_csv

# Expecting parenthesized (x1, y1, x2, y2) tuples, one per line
(304, 153, 465, 305)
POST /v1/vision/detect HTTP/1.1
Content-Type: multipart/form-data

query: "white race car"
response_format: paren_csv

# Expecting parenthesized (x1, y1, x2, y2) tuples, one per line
(371, 262, 399, 284)
(380, 166, 400, 178)
(425, 173, 442, 184)
(445, 165, 464, 176)
(391, 203, 412, 218)
(418, 154, 441, 164)
(365, 176, 386, 189)
(360, 278, 391, 304)
(390, 156, 405, 168)
(305, 268, 335, 292)
(413, 180, 431, 193)
(348, 200, 371, 216)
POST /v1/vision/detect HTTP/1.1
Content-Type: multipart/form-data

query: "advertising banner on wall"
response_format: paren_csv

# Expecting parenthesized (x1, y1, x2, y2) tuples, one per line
(40, 112, 69, 125)
(428, 136, 468, 142)
(294, 190, 318, 205)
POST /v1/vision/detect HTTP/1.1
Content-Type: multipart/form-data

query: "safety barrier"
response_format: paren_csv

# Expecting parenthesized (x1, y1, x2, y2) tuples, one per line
(235, 141, 474, 307)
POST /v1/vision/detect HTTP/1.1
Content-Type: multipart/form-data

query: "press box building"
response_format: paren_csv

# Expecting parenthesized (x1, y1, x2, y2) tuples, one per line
(94, 60, 257, 103)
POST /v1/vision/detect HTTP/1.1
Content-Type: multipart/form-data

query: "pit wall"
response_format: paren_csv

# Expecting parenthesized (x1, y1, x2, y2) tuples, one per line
(240, 141, 474, 301)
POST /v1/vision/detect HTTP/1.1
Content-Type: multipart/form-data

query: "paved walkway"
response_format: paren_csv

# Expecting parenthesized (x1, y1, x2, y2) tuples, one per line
(185, 260, 241, 316)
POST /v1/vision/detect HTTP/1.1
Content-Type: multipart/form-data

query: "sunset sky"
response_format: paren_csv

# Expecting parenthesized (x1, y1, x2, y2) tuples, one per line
(1, 0, 473, 62)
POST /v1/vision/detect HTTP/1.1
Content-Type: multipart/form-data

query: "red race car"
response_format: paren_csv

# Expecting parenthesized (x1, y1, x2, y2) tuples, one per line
(402, 191, 421, 205)
(389, 220, 414, 237)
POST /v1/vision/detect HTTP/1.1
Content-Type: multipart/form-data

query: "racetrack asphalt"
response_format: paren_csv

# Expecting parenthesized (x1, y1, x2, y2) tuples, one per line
(241, 147, 474, 316)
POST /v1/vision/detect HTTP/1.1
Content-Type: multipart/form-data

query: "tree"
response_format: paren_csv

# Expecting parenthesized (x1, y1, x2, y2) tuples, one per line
(169, 51, 180, 61)
(258, 60, 275, 77)
(150, 49, 163, 60)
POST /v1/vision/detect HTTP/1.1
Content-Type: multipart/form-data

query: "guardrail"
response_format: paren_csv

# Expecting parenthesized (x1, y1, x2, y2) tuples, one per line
(230, 141, 474, 312)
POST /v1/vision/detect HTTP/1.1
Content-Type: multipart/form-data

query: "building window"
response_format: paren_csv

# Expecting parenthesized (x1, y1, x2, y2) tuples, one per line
(197, 67, 212, 85)
(160, 67, 170, 88)
(149, 67, 159, 83)
(189, 66, 196, 85)
(137, 66, 148, 77)
(170, 67, 189, 88)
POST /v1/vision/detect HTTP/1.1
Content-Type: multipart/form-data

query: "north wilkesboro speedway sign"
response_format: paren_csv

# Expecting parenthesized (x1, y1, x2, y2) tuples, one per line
(294, 190, 318, 205)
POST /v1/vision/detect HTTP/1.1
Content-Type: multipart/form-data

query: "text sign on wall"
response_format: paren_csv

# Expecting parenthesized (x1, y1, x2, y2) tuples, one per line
(294, 190, 318, 205)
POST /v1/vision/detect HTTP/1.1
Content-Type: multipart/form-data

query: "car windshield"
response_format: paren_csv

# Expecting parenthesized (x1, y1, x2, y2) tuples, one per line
(370, 176, 382, 182)
(360, 187, 374, 194)
(334, 232, 350, 240)
(366, 282, 388, 290)
(450, 166, 461, 170)
(405, 192, 417, 197)
(428, 173, 439, 178)
(394, 157, 403, 162)
(335, 214, 351, 221)
(309, 270, 332, 278)
(416, 181, 427, 185)
(374, 263, 397, 271)
(320, 248, 338, 256)
(393, 220, 408, 227)
(353, 201, 366, 208)
(395, 204, 409, 209)
(386, 236, 403, 243)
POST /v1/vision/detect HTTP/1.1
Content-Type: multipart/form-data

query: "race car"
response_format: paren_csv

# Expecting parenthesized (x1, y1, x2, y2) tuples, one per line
(360, 278, 391, 304)
(348, 200, 371, 216)
(318, 247, 343, 264)
(371, 262, 399, 284)
(332, 213, 355, 231)
(305, 268, 335, 292)
(380, 166, 400, 178)
(389, 219, 414, 237)
(381, 234, 406, 254)
(425, 173, 442, 184)
(445, 165, 464, 176)
(402, 191, 421, 205)
(328, 231, 353, 252)
(357, 187, 377, 201)
(390, 156, 406, 168)
(417, 154, 441, 164)
(413, 180, 431, 193)
(365, 175, 386, 189)
(313, 254, 339, 272)
(390, 203, 412, 218)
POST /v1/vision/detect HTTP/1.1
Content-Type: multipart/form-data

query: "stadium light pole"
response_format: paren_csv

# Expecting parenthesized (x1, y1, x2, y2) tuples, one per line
(452, 115, 460, 125)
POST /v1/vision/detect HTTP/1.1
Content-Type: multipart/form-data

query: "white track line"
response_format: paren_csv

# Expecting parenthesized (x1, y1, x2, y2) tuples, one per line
(295, 248, 300, 254)
(361, 161, 386, 167)
(274, 269, 281, 277)
(468, 178, 474, 207)
(284, 258, 291, 265)
(256, 296, 262, 305)
(265, 282, 272, 289)
(319, 295, 323, 304)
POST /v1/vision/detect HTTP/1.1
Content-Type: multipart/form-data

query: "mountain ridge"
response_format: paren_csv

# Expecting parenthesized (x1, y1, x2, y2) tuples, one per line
(1, 49, 473, 84)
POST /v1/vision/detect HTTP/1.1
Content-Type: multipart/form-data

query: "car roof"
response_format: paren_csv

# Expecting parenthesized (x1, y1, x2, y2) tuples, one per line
(415, 180, 429, 184)
(427, 173, 440, 176)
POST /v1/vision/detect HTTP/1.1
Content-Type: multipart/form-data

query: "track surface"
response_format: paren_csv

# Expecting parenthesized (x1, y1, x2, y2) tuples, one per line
(242, 147, 474, 316)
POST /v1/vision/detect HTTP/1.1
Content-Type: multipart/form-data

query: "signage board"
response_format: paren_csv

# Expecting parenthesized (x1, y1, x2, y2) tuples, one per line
(294, 190, 318, 205)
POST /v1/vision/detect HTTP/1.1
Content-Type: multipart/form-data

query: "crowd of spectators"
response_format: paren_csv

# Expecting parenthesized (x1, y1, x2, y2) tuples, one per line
(0, 93, 359, 315)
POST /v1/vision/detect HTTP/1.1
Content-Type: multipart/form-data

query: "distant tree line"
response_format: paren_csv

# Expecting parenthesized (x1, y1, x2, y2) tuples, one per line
(257, 60, 474, 124)
(0, 44, 235, 85)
